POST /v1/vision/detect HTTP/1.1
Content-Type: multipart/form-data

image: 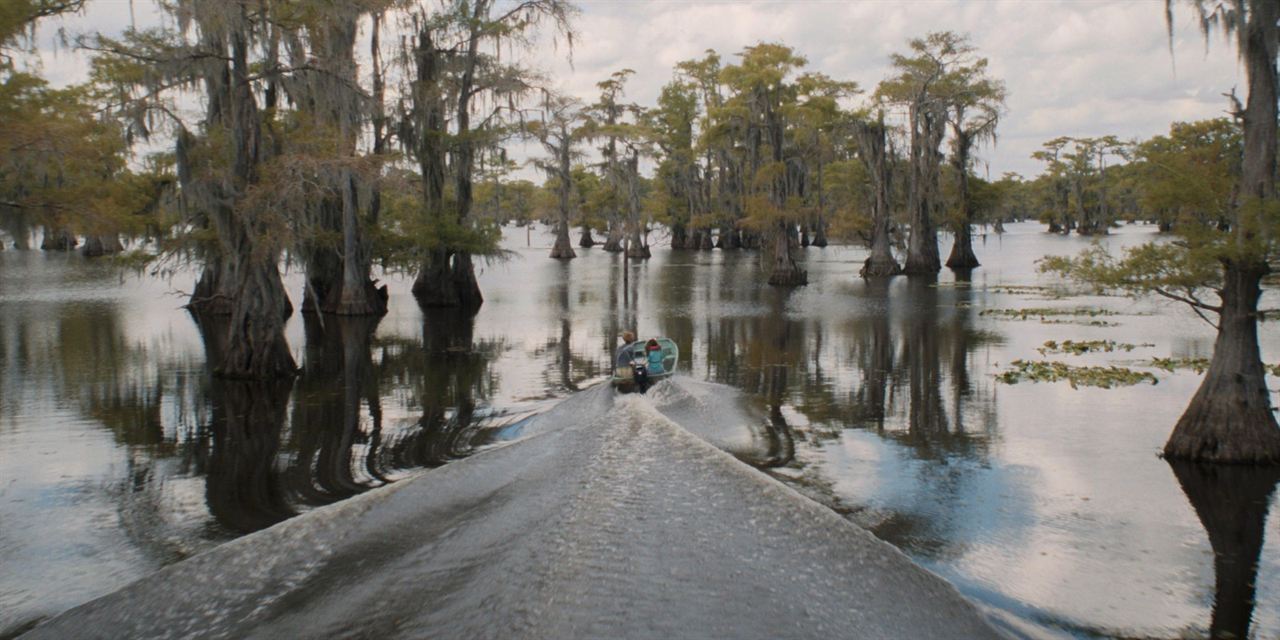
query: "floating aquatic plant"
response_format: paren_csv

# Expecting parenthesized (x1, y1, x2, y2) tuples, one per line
(980, 307, 1122, 320)
(1037, 340, 1153, 356)
(996, 360, 1158, 389)
(1149, 357, 1280, 377)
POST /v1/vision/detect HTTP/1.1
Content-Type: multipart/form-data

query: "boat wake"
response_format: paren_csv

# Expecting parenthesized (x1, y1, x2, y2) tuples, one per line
(23, 378, 1003, 639)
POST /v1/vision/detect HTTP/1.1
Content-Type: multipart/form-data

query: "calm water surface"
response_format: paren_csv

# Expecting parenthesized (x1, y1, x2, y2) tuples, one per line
(1, 222, 1277, 638)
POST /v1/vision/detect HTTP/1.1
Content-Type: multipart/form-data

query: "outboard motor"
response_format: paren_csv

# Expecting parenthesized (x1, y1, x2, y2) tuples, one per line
(632, 360, 650, 394)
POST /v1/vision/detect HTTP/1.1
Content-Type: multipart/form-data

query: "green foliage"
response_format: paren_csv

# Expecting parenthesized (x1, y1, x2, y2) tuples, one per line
(377, 177, 503, 267)
(1039, 242, 1222, 311)
(1, 66, 160, 245)
(996, 360, 1158, 389)
(1133, 118, 1239, 228)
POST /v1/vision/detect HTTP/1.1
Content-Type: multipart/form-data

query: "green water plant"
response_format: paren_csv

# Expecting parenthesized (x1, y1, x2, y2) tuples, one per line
(996, 360, 1158, 389)
(980, 307, 1122, 320)
(1037, 340, 1152, 356)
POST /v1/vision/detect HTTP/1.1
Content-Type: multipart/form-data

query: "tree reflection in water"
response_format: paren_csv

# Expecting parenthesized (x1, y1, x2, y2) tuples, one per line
(290, 315, 387, 506)
(1169, 461, 1280, 640)
(377, 308, 498, 468)
(187, 306, 503, 535)
(205, 378, 296, 534)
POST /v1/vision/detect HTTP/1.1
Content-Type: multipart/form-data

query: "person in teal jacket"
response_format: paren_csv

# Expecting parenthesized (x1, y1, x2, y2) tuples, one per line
(644, 338, 665, 375)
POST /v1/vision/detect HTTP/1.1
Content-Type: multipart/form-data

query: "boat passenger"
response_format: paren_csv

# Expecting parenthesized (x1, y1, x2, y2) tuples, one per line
(645, 338, 664, 375)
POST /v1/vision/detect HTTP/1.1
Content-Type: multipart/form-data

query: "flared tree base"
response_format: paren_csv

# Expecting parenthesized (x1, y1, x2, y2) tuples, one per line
(625, 244, 651, 259)
(550, 245, 577, 259)
(860, 256, 903, 278)
(215, 338, 298, 380)
(1164, 396, 1280, 464)
(81, 235, 123, 257)
(902, 260, 941, 276)
(945, 246, 980, 270)
(412, 270, 457, 308)
(41, 230, 77, 251)
(768, 266, 808, 286)
(324, 281, 389, 317)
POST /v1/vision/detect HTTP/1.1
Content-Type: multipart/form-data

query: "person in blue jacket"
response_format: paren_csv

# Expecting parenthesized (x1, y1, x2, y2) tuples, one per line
(644, 338, 665, 376)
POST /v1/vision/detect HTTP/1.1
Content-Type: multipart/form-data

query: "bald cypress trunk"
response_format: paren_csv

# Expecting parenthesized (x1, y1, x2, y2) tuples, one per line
(625, 229, 650, 259)
(811, 218, 828, 247)
(81, 235, 123, 257)
(324, 172, 388, 316)
(217, 254, 296, 379)
(857, 117, 902, 278)
(551, 224, 576, 259)
(215, 15, 296, 380)
(767, 222, 806, 286)
(946, 223, 979, 270)
(602, 219, 624, 252)
(551, 220, 575, 259)
(451, 252, 483, 310)
(623, 156, 649, 260)
(671, 223, 688, 250)
(301, 198, 342, 314)
(1164, 261, 1280, 463)
(550, 142, 576, 260)
(903, 105, 944, 275)
(699, 229, 714, 250)
(40, 228, 76, 251)
(946, 139, 980, 270)
(191, 251, 237, 316)
(1165, 0, 1280, 464)
(578, 225, 595, 248)
(413, 248, 457, 307)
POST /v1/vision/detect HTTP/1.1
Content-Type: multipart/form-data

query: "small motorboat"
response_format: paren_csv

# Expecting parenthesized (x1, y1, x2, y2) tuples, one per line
(610, 337, 679, 392)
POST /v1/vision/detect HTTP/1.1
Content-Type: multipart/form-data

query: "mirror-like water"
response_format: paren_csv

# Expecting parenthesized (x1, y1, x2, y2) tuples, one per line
(1, 222, 1277, 639)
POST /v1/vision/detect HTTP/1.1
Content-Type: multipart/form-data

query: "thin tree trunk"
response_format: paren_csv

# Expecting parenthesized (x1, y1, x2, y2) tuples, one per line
(624, 162, 649, 259)
(858, 118, 902, 278)
(903, 107, 943, 275)
(1164, 261, 1280, 463)
(550, 145, 575, 260)
(946, 139, 980, 270)
(325, 172, 388, 316)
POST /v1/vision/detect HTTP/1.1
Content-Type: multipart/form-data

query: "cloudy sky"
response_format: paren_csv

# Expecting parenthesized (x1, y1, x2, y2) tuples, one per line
(35, 0, 1244, 179)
